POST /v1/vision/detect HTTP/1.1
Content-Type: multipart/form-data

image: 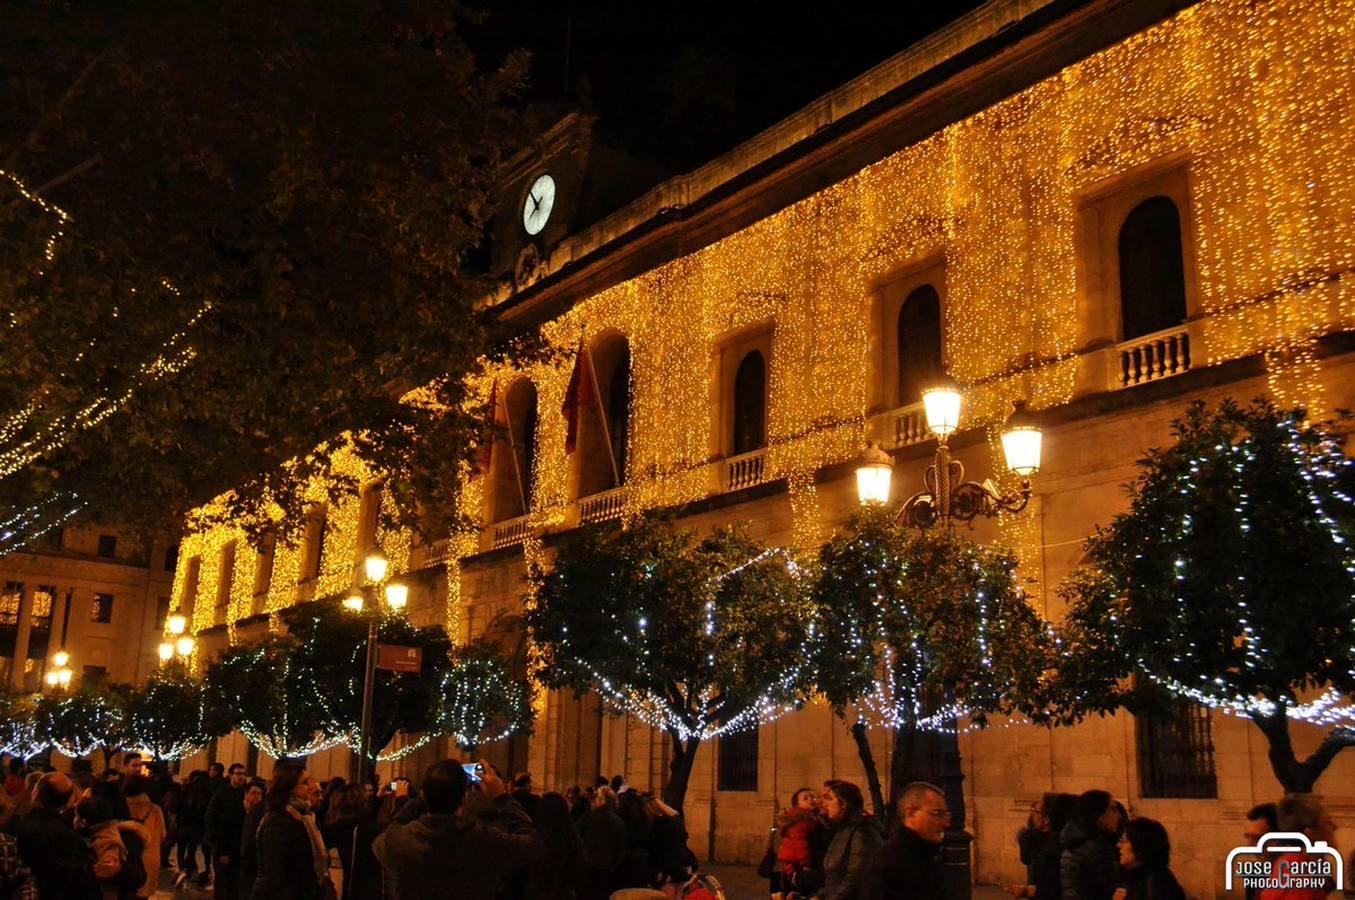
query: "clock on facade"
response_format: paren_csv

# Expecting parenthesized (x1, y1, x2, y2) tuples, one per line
(522, 173, 556, 236)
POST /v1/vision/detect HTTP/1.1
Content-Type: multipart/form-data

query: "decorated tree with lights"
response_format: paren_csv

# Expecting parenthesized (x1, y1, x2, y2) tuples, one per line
(438, 636, 535, 755)
(203, 635, 342, 761)
(0, 691, 49, 762)
(285, 601, 453, 767)
(0, 3, 527, 549)
(37, 683, 127, 765)
(813, 506, 1056, 816)
(118, 665, 209, 761)
(528, 515, 815, 812)
(1058, 399, 1355, 794)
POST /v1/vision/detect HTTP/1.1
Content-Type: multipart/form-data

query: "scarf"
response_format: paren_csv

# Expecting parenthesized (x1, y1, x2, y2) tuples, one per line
(283, 800, 329, 885)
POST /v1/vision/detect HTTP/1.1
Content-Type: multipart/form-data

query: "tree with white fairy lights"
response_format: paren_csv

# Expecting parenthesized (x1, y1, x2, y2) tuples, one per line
(528, 515, 815, 812)
(438, 636, 535, 755)
(37, 684, 127, 765)
(118, 664, 209, 761)
(1058, 399, 1355, 794)
(812, 506, 1056, 816)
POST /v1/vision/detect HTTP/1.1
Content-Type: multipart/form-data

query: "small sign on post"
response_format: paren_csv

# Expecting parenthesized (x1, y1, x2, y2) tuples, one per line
(376, 644, 422, 674)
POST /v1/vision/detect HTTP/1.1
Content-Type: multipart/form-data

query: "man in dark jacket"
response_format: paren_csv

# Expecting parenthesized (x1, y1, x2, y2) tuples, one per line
(575, 787, 627, 900)
(10, 772, 100, 900)
(861, 781, 947, 900)
(236, 778, 266, 900)
(372, 760, 542, 900)
(205, 764, 248, 900)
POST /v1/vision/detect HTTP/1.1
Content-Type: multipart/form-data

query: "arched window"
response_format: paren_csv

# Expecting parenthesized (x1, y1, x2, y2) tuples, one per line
(492, 379, 537, 523)
(577, 334, 630, 498)
(897, 284, 943, 404)
(732, 350, 766, 455)
(1118, 196, 1187, 341)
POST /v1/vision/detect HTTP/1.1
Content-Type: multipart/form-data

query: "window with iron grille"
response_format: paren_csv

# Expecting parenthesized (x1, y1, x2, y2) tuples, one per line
(1136, 698, 1217, 798)
(718, 725, 759, 792)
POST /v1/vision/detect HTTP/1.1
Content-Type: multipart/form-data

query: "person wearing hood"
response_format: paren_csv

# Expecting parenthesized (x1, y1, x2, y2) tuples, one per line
(860, 782, 947, 900)
(814, 781, 883, 900)
(76, 793, 149, 900)
(1060, 790, 1122, 900)
(121, 777, 165, 899)
(371, 760, 543, 900)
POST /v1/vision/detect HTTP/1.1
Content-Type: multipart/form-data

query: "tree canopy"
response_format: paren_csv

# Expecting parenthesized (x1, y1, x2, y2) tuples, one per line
(439, 635, 535, 754)
(1058, 399, 1355, 792)
(528, 515, 815, 811)
(812, 507, 1056, 813)
(0, 2, 527, 548)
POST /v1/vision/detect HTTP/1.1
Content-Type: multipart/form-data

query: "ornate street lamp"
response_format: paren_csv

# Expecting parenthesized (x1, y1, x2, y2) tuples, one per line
(854, 380, 1044, 900)
(343, 547, 408, 783)
(167, 612, 187, 636)
(45, 649, 73, 691)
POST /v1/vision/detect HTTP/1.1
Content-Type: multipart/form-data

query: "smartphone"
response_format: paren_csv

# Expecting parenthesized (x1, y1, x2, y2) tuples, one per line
(388, 781, 398, 791)
(462, 763, 483, 783)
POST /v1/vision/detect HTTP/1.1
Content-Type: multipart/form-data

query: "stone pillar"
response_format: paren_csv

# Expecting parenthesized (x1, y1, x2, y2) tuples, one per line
(49, 588, 69, 650)
(9, 585, 34, 690)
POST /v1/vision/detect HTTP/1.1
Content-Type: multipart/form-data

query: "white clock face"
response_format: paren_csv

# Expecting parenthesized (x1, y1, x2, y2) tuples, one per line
(522, 173, 556, 236)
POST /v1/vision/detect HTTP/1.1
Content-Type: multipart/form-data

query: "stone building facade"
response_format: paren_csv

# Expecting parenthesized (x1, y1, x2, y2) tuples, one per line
(172, 0, 1355, 893)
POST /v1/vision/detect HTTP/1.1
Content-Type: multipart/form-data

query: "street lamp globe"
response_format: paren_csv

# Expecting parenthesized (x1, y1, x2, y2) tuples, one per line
(175, 636, 196, 657)
(167, 613, 187, 636)
(921, 375, 963, 438)
(855, 442, 895, 506)
(364, 548, 389, 584)
(57, 668, 72, 688)
(384, 582, 408, 611)
(343, 591, 366, 613)
(53, 649, 69, 668)
(1000, 400, 1043, 477)
(45, 670, 60, 688)
(158, 642, 175, 662)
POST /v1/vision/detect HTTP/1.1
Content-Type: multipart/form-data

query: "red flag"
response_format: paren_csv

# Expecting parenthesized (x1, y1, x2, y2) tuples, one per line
(561, 340, 595, 454)
(477, 379, 503, 471)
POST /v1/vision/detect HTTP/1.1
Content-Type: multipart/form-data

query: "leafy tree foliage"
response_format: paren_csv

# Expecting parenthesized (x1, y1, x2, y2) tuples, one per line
(813, 506, 1055, 815)
(528, 515, 814, 812)
(439, 635, 535, 754)
(1058, 399, 1355, 793)
(0, 2, 527, 547)
(118, 664, 209, 760)
(203, 634, 339, 760)
(285, 600, 452, 766)
(0, 692, 49, 761)
(37, 684, 127, 762)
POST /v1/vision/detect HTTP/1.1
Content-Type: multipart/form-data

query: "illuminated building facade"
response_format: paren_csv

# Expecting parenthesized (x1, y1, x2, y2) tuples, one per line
(173, 0, 1355, 891)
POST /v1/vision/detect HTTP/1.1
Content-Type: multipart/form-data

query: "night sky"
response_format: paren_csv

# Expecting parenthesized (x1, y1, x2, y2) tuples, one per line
(466, 2, 988, 173)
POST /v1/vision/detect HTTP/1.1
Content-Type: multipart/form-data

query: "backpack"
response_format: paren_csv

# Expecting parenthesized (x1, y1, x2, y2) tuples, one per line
(112, 828, 148, 896)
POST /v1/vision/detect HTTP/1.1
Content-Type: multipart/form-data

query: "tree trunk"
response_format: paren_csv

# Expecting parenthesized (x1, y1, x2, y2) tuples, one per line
(848, 719, 886, 819)
(1253, 710, 1355, 794)
(662, 729, 702, 814)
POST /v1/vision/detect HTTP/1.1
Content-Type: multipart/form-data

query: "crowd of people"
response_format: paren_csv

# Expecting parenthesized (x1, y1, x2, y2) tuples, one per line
(0, 752, 1343, 900)
(762, 780, 1341, 900)
(0, 755, 701, 900)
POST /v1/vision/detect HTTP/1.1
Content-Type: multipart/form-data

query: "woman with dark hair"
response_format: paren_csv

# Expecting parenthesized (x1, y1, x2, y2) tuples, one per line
(1060, 790, 1122, 900)
(248, 764, 328, 900)
(1116, 818, 1184, 900)
(524, 792, 585, 899)
(1007, 793, 1075, 899)
(1018, 794, 1056, 881)
(616, 789, 653, 888)
(324, 783, 382, 900)
(815, 781, 882, 900)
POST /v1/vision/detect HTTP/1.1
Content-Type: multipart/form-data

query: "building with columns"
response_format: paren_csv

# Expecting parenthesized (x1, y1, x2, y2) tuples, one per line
(172, 0, 1355, 893)
(0, 525, 176, 691)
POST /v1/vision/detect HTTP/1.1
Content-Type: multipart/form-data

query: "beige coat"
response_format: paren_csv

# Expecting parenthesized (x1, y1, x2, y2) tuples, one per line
(88, 819, 151, 899)
(125, 795, 165, 898)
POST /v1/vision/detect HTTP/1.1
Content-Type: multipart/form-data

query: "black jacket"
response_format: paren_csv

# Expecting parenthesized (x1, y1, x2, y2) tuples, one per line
(205, 784, 247, 858)
(237, 805, 264, 896)
(10, 807, 100, 900)
(1059, 821, 1119, 900)
(860, 825, 944, 900)
(820, 814, 885, 900)
(330, 816, 385, 900)
(575, 808, 627, 872)
(1031, 829, 1064, 899)
(247, 809, 320, 900)
(1121, 865, 1185, 900)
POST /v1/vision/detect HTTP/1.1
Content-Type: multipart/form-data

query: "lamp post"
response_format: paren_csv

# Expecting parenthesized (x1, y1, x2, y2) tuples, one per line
(159, 633, 196, 666)
(44, 649, 73, 691)
(855, 377, 1044, 900)
(344, 548, 408, 785)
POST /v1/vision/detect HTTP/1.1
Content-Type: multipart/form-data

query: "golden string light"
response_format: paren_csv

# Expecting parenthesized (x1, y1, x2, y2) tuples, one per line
(177, 0, 1355, 652)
